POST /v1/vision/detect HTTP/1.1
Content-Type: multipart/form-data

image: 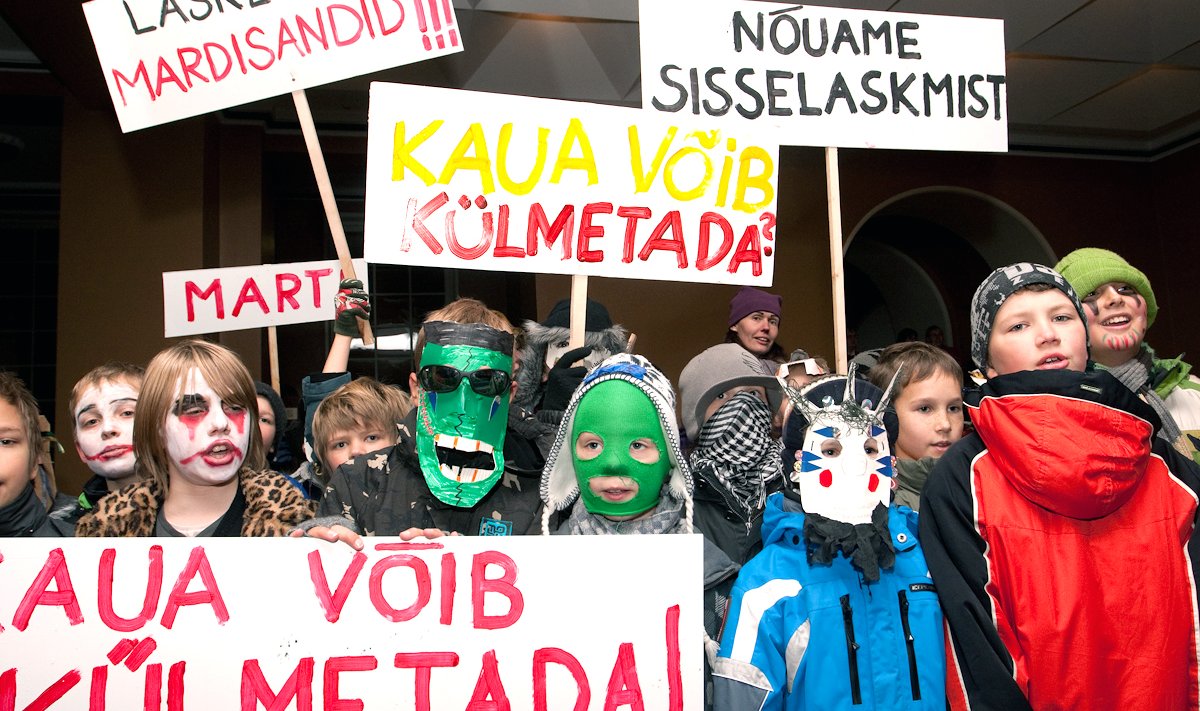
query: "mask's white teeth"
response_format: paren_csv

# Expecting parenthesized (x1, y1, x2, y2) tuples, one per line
(434, 433, 492, 453)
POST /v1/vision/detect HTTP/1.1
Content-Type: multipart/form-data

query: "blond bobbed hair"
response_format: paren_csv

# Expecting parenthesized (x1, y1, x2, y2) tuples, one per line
(134, 340, 264, 491)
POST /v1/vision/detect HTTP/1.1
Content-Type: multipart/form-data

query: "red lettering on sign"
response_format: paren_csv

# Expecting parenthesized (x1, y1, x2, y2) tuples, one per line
(276, 273, 302, 312)
(666, 605, 682, 711)
(603, 643, 644, 711)
(184, 280, 224, 322)
(533, 648, 590, 711)
(639, 211, 688, 269)
(440, 553, 456, 626)
(394, 652, 459, 711)
(160, 547, 229, 629)
(323, 656, 377, 711)
(307, 550, 367, 623)
(98, 546, 163, 633)
(728, 224, 764, 277)
(232, 278, 270, 318)
(465, 650, 509, 711)
(696, 213, 733, 271)
(616, 206, 651, 263)
(526, 204, 574, 260)
(241, 658, 314, 711)
(368, 555, 431, 622)
(13, 548, 83, 631)
(576, 203, 613, 264)
(471, 551, 523, 630)
(303, 269, 333, 309)
(0, 668, 82, 711)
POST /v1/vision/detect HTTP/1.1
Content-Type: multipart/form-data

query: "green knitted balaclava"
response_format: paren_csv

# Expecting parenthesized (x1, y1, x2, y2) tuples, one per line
(570, 379, 670, 518)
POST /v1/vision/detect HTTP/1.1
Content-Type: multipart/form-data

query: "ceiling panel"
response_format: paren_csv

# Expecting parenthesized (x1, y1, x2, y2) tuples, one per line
(1005, 56, 1142, 124)
(892, 0, 1085, 49)
(1019, 0, 1200, 63)
(1046, 66, 1200, 133)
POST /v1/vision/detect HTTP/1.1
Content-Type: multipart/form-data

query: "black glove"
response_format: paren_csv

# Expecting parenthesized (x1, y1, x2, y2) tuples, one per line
(333, 278, 370, 337)
(540, 346, 593, 413)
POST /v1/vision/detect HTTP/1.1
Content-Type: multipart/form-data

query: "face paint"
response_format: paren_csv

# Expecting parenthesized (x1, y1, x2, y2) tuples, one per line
(1082, 282, 1147, 367)
(571, 380, 670, 519)
(74, 380, 138, 480)
(165, 368, 250, 488)
(794, 413, 892, 525)
(415, 338, 512, 507)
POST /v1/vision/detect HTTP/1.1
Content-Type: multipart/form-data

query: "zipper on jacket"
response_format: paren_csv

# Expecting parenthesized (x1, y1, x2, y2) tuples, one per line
(898, 590, 921, 700)
(840, 595, 862, 705)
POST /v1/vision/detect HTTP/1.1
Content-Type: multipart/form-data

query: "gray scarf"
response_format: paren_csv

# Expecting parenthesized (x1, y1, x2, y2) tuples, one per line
(1105, 346, 1182, 445)
(562, 494, 686, 535)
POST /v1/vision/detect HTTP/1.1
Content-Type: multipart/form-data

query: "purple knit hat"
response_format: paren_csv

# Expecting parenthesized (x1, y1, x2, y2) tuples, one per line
(728, 287, 782, 327)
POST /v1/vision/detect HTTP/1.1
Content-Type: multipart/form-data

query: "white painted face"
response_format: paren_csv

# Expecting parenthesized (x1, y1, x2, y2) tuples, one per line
(165, 368, 251, 488)
(794, 413, 892, 525)
(74, 380, 138, 480)
(545, 339, 612, 374)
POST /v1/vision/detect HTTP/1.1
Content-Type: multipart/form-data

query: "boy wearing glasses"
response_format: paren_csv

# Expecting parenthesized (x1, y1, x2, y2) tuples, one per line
(303, 299, 550, 540)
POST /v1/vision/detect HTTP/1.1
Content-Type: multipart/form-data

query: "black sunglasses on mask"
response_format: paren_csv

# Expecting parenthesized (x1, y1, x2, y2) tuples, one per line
(417, 365, 512, 397)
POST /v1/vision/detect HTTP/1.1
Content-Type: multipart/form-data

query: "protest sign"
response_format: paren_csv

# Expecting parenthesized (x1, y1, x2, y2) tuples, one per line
(162, 258, 368, 337)
(364, 82, 782, 286)
(0, 535, 703, 710)
(82, 0, 463, 133)
(640, 0, 1008, 152)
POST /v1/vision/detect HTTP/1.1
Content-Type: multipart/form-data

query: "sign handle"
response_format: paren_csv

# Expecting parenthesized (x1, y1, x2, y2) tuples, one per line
(268, 325, 281, 394)
(569, 274, 588, 349)
(292, 89, 374, 345)
(826, 147, 848, 373)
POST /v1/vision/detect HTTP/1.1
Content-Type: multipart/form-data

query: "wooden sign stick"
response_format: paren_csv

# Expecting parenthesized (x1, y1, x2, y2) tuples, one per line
(826, 147, 848, 373)
(568, 274, 588, 350)
(292, 88, 374, 345)
(268, 325, 281, 394)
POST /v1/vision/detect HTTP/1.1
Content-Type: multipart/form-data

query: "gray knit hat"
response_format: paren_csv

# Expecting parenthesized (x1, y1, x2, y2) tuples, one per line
(970, 262, 1088, 369)
(678, 343, 783, 441)
(540, 353, 692, 534)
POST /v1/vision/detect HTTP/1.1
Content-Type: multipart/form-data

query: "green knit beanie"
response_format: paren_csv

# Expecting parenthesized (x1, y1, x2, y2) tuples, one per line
(1055, 248, 1157, 327)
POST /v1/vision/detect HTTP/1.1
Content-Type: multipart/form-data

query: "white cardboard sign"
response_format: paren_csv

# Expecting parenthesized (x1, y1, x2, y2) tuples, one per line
(82, 0, 464, 132)
(162, 258, 368, 337)
(0, 536, 703, 710)
(364, 82, 782, 286)
(640, 0, 1008, 152)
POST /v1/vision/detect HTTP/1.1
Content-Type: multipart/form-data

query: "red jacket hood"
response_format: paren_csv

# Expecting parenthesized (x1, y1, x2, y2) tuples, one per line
(971, 371, 1158, 520)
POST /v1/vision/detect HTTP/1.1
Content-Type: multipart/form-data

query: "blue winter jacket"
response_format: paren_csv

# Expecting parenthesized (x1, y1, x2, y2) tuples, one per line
(713, 492, 945, 710)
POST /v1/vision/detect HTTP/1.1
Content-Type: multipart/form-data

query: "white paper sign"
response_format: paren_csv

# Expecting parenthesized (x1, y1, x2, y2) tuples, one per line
(364, 82, 781, 286)
(82, 0, 464, 132)
(640, 0, 1008, 152)
(0, 536, 703, 710)
(162, 258, 368, 337)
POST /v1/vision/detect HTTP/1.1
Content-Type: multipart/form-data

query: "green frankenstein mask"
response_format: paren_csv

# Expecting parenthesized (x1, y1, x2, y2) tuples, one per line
(571, 379, 671, 518)
(415, 321, 513, 507)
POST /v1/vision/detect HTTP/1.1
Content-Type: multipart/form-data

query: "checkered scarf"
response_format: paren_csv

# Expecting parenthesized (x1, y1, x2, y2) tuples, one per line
(690, 391, 782, 517)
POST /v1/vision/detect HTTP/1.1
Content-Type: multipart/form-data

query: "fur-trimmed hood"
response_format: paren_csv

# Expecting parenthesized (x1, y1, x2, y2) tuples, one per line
(513, 319, 628, 410)
(539, 353, 692, 534)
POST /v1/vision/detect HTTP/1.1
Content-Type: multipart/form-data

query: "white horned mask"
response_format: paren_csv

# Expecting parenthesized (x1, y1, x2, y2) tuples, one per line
(780, 365, 901, 526)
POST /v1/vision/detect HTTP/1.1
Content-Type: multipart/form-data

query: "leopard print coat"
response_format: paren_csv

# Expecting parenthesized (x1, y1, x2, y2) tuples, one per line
(75, 469, 315, 537)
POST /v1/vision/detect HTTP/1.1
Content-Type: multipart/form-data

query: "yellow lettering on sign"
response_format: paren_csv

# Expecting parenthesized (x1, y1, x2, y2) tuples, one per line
(549, 118, 598, 186)
(392, 120, 443, 184)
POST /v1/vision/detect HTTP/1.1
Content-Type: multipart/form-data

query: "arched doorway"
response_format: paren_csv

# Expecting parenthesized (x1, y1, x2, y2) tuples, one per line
(844, 188, 1054, 361)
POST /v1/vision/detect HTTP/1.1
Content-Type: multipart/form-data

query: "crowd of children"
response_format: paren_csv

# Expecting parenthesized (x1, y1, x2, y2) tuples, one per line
(3, 253, 1199, 709)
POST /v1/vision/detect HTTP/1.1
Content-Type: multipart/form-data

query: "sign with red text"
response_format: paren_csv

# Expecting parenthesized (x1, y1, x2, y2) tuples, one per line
(640, 0, 1007, 152)
(162, 258, 368, 336)
(363, 82, 781, 286)
(0, 536, 702, 710)
(82, 0, 463, 133)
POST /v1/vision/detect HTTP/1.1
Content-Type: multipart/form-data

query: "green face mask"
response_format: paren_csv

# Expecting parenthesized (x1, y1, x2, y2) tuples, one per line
(415, 333, 512, 508)
(571, 380, 671, 518)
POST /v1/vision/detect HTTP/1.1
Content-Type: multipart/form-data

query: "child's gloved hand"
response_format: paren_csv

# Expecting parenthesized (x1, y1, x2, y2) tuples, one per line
(541, 346, 593, 412)
(333, 278, 370, 337)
